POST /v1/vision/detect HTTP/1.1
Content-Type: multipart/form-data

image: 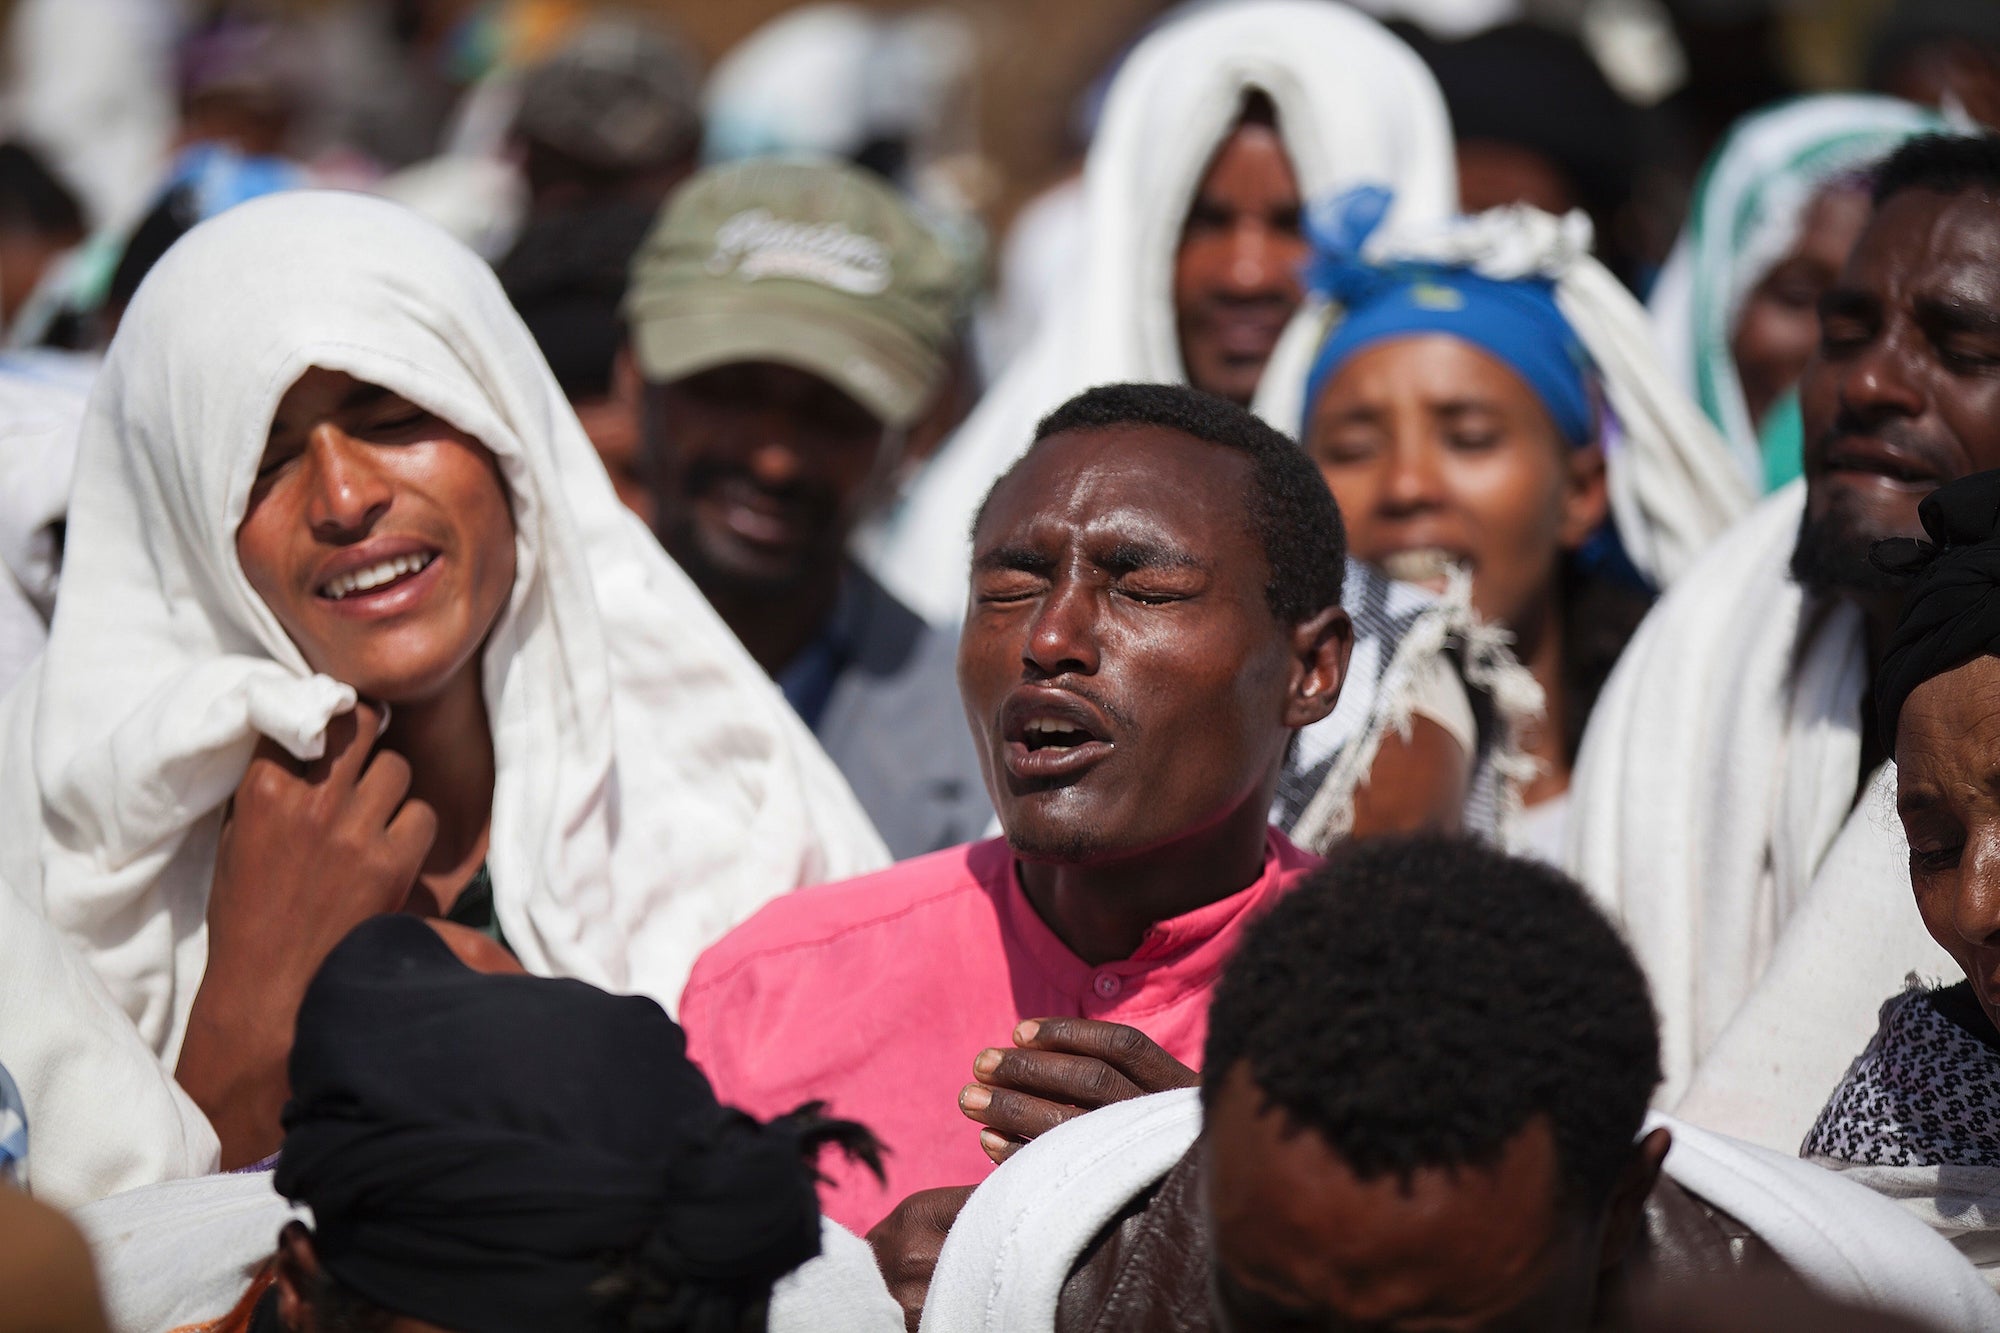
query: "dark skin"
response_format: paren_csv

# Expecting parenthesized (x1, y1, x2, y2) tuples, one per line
(641, 358, 903, 674)
(1732, 184, 1873, 435)
(1801, 188, 2000, 672)
(957, 425, 1350, 963)
(1307, 335, 1608, 803)
(1348, 716, 1472, 836)
(871, 426, 1350, 1322)
(1175, 123, 1309, 406)
(0, 1186, 111, 1333)
(581, 348, 651, 527)
(179, 370, 514, 1168)
(1204, 1063, 1670, 1333)
(871, 1023, 1206, 1329)
(1895, 656, 2000, 1039)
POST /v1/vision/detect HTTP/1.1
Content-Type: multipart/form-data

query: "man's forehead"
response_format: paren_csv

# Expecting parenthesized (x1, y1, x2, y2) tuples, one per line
(1849, 189, 2000, 295)
(979, 425, 1256, 533)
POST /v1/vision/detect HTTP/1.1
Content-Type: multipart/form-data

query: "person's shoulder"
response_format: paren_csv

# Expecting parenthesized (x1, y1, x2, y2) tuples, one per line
(684, 838, 1011, 997)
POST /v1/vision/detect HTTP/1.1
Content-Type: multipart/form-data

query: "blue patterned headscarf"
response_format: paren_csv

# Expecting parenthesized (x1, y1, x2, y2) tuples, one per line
(1301, 188, 1597, 447)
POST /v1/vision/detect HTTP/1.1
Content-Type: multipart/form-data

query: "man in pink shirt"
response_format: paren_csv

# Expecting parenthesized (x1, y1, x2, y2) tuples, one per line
(679, 383, 1353, 1235)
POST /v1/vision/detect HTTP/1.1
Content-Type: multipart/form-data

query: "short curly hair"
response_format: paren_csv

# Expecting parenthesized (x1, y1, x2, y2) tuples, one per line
(972, 382, 1346, 625)
(1872, 132, 2000, 208)
(1203, 834, 1660, 1213)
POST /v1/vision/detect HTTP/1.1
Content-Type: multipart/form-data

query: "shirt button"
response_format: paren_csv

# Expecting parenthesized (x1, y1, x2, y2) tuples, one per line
(1093, 972, 1121, 1000)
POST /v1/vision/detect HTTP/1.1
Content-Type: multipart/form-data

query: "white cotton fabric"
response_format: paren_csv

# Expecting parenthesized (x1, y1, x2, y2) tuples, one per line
(924, 1088, 2000, 1332)
(1278, 204, 1755, 589)
(0, 352, 92, 696)
(1648, 95, 1944, 486)
(0, 190, 888, 1064)
(1567, 482, 1952, 1124)
(861, 0, 1458, 626)
(0, 868, 218, 1209)
(1648, 1113, 2000, 1326)
(1276, 563, 1543, 850)
(1818, 1165, 2000, 1288)
(75, 1173, 902, 1333)
(919, 1088, 1200, 1333)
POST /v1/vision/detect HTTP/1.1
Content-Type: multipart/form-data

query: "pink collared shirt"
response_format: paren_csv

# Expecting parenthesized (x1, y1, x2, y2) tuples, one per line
(679, 828, 1320, 1234)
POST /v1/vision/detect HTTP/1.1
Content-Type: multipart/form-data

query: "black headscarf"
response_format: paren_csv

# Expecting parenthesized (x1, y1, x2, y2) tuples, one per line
(275, 916, 869, 1333)
(1873, 470, 2000, 750)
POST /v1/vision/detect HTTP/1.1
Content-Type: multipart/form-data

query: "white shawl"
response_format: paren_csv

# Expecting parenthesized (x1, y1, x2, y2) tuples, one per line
(923, 1089, 2000, 1332)
(0, 353, 91, 695)
(74, 1173, 902, 1333)
(1648, 94, 1944, 487)
(0, 190, 888, 1062)
(0, 867, 218, 1208)
(1266, 205, 1754, 589)
(1566, 482, 1952, 1126)
(863, 0, 1458, 626)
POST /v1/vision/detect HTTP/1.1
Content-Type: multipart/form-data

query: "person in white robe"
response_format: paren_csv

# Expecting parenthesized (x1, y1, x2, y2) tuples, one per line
(860, 0, 1458, 628)
(0, 189, 885, 1168)
(1568, 129, 2000, 1148)
(1649, 94, 1944, 493)
(916, 835, 2000, 1332)
(0, 352, 92, 696)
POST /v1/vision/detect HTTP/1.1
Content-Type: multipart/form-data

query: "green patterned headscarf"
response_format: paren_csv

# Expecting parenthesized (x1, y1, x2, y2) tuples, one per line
(1648, 95, 1943, 494)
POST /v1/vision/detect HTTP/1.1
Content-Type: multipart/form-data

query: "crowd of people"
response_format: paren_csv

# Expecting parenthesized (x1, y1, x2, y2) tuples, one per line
(4, 0, 2000, 1330)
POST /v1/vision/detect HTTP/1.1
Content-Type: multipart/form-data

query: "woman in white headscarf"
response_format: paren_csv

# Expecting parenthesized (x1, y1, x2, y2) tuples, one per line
(0, 190, 887, 1167)
(862, 0, 1458, 626)
(1649, 94, 1943, 493)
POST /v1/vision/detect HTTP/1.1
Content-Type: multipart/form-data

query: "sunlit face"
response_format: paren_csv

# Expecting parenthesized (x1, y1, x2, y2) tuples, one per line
(1174, 120, 1309, 406)
(643, 360, 892, 594)
(1305, 335, 1605, 641)
(1732, 183, 1873, 434)
(1203, 1065, 1603, 1333)
(1896, 655, 2000, 1036)
(959, 426, 1332, 864)
(1796, 190, 2000, 599)
(236, 368, 517, 704)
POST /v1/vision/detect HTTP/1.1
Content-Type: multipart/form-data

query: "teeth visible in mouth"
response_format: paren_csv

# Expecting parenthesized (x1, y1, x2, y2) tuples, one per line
(321, 552, 434, 600)
(1380, 548, 1462, 584)
(1024, 717, 1093, 751)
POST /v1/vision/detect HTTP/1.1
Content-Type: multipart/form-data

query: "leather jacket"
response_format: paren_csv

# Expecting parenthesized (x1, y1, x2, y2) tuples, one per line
(1054, 1146, 1787, 1332)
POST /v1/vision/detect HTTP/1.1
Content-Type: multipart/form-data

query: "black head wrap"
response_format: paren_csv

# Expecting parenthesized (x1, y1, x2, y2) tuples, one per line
(275, 916, 870, 1333)
(1873, 470, 2000, 750)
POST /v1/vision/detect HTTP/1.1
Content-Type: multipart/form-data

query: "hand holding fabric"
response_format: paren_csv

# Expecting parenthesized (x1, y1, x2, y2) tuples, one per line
(959, 1017, 1198, 1166)
(175, 701, 436, 1167)
(865, 1184, 975, 1332)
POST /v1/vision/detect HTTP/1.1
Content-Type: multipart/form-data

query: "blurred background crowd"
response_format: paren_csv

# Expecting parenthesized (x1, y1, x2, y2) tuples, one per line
(0, 0, 1993, 372)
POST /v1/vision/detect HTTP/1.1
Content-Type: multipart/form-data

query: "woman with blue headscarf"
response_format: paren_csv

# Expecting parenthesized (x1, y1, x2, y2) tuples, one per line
(1298, 196, 1746, 860)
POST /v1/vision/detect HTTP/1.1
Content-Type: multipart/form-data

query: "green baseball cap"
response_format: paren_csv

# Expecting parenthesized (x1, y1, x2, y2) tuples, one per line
(624, 158, 961, 429)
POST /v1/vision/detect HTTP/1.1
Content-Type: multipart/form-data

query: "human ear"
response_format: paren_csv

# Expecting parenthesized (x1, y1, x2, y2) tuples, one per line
(1284, 605, 1352, 728)
(1558, 443, 1609, 552)
(274, 1221, 321, 1333)
(1596, 1126, 1670, 1273)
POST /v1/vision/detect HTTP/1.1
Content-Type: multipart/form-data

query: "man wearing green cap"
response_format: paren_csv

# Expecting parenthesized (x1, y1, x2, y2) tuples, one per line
(623, 158, 989, 858)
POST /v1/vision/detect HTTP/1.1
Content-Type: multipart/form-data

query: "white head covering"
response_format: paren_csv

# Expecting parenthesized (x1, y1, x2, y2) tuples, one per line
(0, 352, 93, 695)
(0, 191, 888, 1058)
(861, 0, 1457, 626)
(1648, 94, 1944, 488)
(1306, 204, 1755, 588)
